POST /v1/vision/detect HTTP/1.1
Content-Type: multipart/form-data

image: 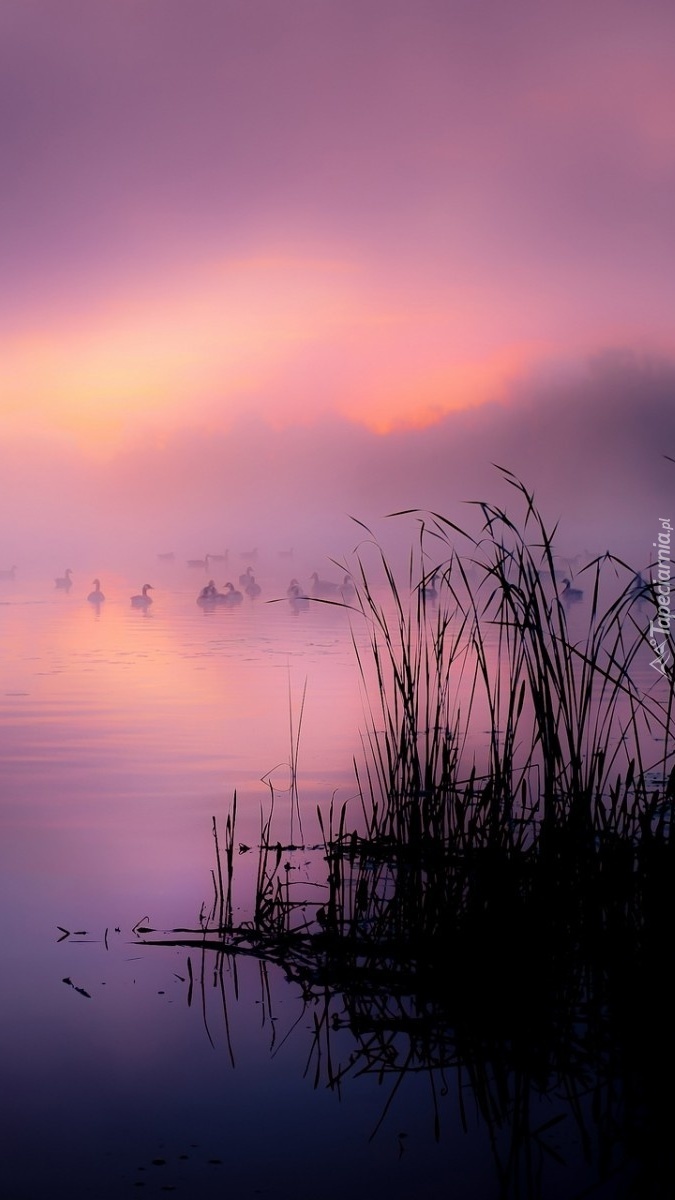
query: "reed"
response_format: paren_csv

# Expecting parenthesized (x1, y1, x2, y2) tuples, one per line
(186, 470, 675, 1005)
(132, 470, 675, 1195)
(335, 469, 674, 862)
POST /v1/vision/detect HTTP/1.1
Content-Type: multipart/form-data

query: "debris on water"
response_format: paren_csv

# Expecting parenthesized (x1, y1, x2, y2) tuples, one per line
(62, 977, 91, 998)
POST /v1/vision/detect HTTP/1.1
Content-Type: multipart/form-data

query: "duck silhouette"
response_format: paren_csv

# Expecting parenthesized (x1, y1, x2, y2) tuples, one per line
(131, 584, 154, 608)
(561, 578, 583, 602)
(197, 580, 220, 605)
(310, 571, 341, 598)
(222, 582, 243, 606)
(421, 572, 439, 602)
(629, 572, 650, 601)
(88, 579, 105, 603)
(288, 579, 309, 612)
(245, 573, 261, 599)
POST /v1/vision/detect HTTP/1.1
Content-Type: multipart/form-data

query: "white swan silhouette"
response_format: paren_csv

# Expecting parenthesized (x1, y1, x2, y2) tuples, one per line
(55, 569, 73, 589)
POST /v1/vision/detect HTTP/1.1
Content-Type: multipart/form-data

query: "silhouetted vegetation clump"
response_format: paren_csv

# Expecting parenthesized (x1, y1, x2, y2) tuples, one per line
(138, 471, 675, 1197)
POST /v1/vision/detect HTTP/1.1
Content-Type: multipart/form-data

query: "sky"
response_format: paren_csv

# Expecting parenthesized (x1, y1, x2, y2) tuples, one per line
(2, 0, 674, 569)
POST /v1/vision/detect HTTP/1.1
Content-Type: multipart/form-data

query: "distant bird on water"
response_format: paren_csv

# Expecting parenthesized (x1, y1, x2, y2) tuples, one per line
(310, 571, 341, 598)
(222, 582, 243, 606)
(629, 572, 650, 603)
(245, 573, 262, 599)
(561, 578, 583, 602)
(187, 555, 210, 570)
(420, 572, 439, 602)
(340, 574, 356, 600)
(88, 579, 105, 603)
(0, 565, 16, 580)
(288, 579, 309, 612)
(196, 580, 221, 606)
(131, 584, 154, 608)
(55, 569, 73, 590)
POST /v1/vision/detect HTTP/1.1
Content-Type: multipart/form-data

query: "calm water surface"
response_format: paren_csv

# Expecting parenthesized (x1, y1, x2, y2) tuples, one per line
(1, 564, 664, 1199)
(0, 566, 490, 1200)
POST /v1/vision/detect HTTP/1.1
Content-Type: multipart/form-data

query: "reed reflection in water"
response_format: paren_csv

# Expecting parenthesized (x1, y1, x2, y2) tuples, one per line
(4, 482, 675, 1199)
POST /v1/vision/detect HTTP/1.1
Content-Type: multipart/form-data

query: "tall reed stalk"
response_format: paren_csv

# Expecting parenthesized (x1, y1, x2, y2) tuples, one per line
(339, 470, 674, 856)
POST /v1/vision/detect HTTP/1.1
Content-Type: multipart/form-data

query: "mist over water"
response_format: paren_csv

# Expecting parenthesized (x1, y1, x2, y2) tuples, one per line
(2, 353, 673, 585)
(3, 2, 675, 1194)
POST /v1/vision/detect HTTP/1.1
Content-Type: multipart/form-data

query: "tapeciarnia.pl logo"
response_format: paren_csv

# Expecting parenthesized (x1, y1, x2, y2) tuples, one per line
(649, 517, 673, 677)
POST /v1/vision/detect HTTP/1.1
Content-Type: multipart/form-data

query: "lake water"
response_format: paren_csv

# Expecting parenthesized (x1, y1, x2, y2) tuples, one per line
(1, 557, 667, 1199)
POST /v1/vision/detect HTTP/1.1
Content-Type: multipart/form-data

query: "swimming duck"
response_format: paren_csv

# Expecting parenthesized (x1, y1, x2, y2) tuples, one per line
(288, 580, 309, 612)
(88, 579, 105, 603)
(131, 583, 154, 608)
(421, 572, 439, 602)
(561, 578, 583, 602)
(222, 582, 243, 606)
(245, 573, 262, 599)
(196, 580, 220, 605)
(629, 572, 650, 602)
(196, 583, 219, 607)
(310, 571, 341, 598)
(340, 574, 356, 600)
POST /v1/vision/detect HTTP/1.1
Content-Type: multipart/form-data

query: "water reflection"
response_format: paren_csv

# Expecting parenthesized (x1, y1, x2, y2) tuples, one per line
(2, 534, 673, 1199)
(116, 798, 675, 1200)
(2, 569, 379, 1197)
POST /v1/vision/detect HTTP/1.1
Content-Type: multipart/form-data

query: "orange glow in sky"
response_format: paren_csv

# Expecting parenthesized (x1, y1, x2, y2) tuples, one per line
(2, 0, 674, 477)
(5, 241, 673, 455)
